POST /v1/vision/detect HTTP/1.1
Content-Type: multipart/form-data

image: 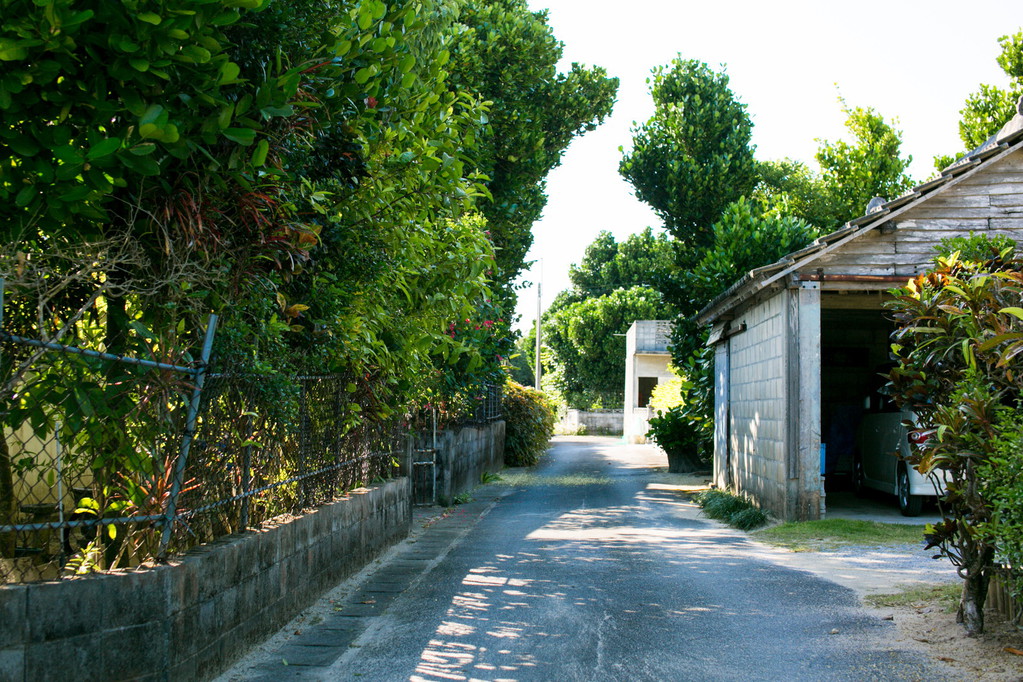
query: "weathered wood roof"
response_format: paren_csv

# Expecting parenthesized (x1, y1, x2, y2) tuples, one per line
(696, 109, 1023, 326)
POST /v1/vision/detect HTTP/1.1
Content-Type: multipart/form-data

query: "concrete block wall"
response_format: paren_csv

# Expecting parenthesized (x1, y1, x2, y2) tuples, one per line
(727, 293, 789, 515)
(562, 409, 623, 435)
(428, 421, 505, 504)
(0, 478, 409, 682)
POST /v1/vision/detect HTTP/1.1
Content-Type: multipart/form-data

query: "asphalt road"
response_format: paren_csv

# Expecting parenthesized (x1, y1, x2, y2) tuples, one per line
(327, 437, 951, 681)
(224, 436, 955, 681)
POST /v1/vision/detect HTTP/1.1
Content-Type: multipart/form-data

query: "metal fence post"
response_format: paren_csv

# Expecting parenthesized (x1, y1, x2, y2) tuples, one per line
(239, 410, 253, 531)
(298, 380, 309, 507)
(158, 313, 218, 559)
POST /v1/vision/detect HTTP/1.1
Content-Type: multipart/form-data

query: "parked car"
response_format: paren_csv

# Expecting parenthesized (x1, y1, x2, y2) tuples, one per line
(855, 407, 942, 516)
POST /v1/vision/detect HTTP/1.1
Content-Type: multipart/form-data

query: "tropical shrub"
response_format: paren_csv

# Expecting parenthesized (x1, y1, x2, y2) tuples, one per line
(979, 409, 1023, 605)
(886, 237, 1023, 635)
(646, 407, 707, 473)
(502, 380, 556, 467)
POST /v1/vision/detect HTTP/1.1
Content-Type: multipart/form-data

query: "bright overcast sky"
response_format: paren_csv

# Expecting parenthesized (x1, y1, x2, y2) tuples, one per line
(514, 0, 1017, 332)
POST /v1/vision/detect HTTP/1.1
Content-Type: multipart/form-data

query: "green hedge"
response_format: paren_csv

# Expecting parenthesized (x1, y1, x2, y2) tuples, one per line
(502, 380, 556, 466)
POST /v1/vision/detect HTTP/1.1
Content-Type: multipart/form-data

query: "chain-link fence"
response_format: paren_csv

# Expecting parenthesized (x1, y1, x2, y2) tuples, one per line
(0, 313, 406, 583)
(460, 382, 502, 425)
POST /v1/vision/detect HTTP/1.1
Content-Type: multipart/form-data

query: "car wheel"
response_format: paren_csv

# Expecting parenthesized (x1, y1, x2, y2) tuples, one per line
(898, 465, 923, 517)
(853, 457, 867, 497)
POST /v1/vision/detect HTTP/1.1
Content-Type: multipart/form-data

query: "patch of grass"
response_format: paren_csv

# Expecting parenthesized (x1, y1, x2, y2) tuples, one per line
(495, 472, 612, 487)
(730, 506, 770, 531)
(694, 489, 769, 530)
(752, 519, 927, 552)
(864, 583, 960, 613)
(452, 492, 473, 505)
(480, 471, 503, 484)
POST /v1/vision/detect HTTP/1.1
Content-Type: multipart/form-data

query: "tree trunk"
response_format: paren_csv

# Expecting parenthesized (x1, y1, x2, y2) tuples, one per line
(957, 546, 995, 635)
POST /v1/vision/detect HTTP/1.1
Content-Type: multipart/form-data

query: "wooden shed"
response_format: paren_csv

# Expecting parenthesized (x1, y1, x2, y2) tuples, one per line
(696, 107, 1023, 521)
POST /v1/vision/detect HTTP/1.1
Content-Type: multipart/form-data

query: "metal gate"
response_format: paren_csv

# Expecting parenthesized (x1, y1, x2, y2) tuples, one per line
(412, 448, 436, 506)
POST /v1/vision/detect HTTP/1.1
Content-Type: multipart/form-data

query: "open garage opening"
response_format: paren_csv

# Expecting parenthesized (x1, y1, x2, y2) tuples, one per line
(818, 299, 935, 519)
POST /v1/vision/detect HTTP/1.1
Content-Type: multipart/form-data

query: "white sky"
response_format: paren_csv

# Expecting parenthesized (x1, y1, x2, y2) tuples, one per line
(514, 0, 1018, 332)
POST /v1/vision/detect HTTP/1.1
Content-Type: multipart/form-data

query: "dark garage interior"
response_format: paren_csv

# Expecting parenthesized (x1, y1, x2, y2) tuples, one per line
(819, 305, 896, 493)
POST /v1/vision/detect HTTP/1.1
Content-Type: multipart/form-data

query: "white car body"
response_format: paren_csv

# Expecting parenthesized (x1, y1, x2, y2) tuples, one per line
(855, 409, 943, 516)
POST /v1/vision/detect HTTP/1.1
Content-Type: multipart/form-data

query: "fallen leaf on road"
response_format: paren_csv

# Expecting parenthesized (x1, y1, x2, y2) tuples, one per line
(937, 656, 956, 663)
(1004, 647, 1023, 656)
(829, 629, 839, 635)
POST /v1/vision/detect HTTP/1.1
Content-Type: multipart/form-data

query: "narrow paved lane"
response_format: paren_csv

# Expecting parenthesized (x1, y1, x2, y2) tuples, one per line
(233, 437, 953, 681)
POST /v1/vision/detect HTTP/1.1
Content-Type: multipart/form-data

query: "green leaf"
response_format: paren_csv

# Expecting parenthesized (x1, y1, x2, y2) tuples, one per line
(999, 307, 1023, 321)
(129, 58, 150, 72)
(357, 5, 374, 30)
(118, 151, 161, 176)
(223, 127, 255, 145)
(260, 104, 293, 118)
(129, 142, 157, 156)
(58, 185, 92, 202)
(139, 123, 162, 139)
(86, 137, 121, 160)
(137, 11, 162, 25)
(250, 139, 269, 166)
(7, 135, 39, 156)
(218, 61, 241, 85)
(210, 9, 241, 25)
(977, 332, 1023, 352)
(14, 185, 35, 207)
(180, 45, 211, 63)
(0, 41, 28, 61)
(140, 104, 165, 126)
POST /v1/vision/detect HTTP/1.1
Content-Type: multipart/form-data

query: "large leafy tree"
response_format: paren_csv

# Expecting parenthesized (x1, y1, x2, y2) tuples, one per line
(527, 229, 675, 408)
(620, 59, 912, 468)
(814, 103, 915, 227)
(755, 106, 915, 231)
(447, 0, 618, 306)
(619, 58, 757, 261)
(567, 227, 675, 300)
(951, 31, 1023, 157)
(543, 286, 667, 408)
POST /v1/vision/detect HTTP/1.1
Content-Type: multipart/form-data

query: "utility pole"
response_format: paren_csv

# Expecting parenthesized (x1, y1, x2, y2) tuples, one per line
(534, 261, 542, 391)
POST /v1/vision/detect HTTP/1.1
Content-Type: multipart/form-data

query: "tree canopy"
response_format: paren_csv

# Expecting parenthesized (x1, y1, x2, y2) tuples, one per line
(568, 227, 675, 299)
(525, 229, 676, 408)
(619, 58, 757, 259)
(543, 286, 668, 408)
(446, 0, 618, 306)
(0, 0, 618, 426)
(617, 58, 914, 465)
(956, 31, 1023, 153)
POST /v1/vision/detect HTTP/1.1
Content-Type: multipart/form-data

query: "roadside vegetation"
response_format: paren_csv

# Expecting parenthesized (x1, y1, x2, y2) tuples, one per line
(752, 520, 927, 552)
(864, 583, 961, 612)
(501, 381, 557, 467)
(885, 233, 1023, 635)
(694, 489, 769, 531)
(0, 0, 616, 567)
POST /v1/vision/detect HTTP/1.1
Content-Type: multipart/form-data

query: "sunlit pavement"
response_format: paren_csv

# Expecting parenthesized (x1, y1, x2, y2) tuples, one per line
(219, 436, 955, 681)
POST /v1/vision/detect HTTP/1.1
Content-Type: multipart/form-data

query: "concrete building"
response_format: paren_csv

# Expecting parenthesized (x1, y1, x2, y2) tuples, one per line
(697, 106, 1023, 521)
(623, 320, 675, 443)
